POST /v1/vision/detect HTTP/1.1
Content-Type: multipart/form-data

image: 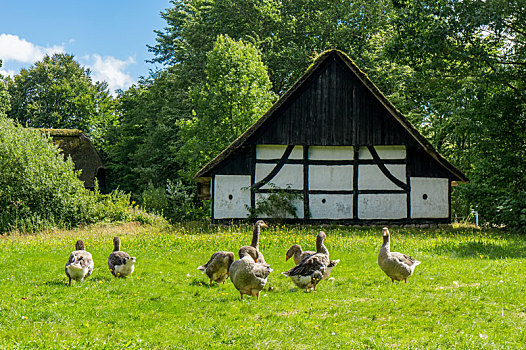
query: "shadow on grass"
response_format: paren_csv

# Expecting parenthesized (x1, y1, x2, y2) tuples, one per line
(189, 279, 218, 288)
(45, 279, 69, 287)
(433, 240, 526, 259)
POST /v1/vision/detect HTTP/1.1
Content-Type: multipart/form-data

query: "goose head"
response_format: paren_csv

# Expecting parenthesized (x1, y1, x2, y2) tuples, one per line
(285, 245, 301, 261)
(113, 237, 121, 251)
(75, 240, 85, 251)
(255, 220, 268, 229)
(238, 246, 259, 262)
(382, 227, 390, 241)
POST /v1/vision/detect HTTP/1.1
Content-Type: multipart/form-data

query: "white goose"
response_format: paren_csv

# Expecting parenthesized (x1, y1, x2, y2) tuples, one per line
(239, 220, 268, 264)
(229, 246, 272, 300)
(108, 237, 136, 278)
(65, 240, 94, 286)
(378, 227, 420, 283)
(282, 231, 331, 292)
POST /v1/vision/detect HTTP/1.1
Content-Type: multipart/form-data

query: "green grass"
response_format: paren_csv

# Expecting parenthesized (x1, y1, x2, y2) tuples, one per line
(1, 222, 525, 349)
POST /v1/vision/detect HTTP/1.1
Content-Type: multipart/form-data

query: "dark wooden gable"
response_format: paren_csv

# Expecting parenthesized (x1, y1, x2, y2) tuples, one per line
(195, 50, 468, 183)
(248, 54, 416, 147)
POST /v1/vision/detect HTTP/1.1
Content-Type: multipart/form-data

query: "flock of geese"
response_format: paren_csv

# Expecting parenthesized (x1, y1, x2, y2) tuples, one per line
(64, 221, 421, 299)
(198, 221, 421, 300)
(64, 236, 135, 286)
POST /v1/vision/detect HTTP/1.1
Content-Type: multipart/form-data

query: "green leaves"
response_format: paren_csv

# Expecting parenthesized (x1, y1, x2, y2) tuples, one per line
(176, 35, 276, 181)
(7, 54, 116, 149)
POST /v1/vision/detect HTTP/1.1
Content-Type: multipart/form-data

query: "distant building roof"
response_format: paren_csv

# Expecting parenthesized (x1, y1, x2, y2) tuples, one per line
(39, 129, 105, 189)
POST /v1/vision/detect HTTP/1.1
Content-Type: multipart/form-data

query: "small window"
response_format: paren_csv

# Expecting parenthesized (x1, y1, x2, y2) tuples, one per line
(422, 194, 428, 200)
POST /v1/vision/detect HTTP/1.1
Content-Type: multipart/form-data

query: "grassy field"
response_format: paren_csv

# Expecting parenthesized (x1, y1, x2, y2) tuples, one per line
(0, 222, 525, 349)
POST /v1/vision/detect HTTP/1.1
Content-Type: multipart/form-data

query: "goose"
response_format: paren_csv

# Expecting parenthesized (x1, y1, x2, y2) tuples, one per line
(65, 240, 94, 286)
(282, 231, 330, 291)
(285, 245, 315, 265)
(108, 237, 136, 278)
(313, 231, 340, 280)
(229, 246, 272, 300)
(378, 227, 421, 283)
(282, 253, 328, 292)
(240, 220, 268, 264)
(197, 251, 235, 285)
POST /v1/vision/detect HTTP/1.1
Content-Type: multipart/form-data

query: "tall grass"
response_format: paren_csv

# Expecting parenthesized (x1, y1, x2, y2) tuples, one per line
(0, 223, 525, 349)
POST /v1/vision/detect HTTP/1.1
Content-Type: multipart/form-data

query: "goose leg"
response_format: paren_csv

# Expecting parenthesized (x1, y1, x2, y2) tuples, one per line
(256, 292, 260, 301)
(240, 292, 243, 300)
(68, 276, 71, 286)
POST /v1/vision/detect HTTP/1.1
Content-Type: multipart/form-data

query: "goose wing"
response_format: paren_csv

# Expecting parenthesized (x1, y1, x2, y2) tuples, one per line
(108, 251, 130, 270)
(285, 253, 328, 277)
(391, 252, 420, 267)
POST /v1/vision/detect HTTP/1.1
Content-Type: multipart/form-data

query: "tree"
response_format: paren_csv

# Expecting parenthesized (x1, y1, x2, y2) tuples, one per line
(0, 60, 9, 117)
(7, 53, 116, 147)
(384, 0, 526, 229)
(175, 34, 276, 180)
(149, 0, 394, 94)
(106, 70, 184, 194)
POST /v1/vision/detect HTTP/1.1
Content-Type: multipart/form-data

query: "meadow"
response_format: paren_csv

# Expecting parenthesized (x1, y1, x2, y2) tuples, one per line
(0, 222, 525, 349)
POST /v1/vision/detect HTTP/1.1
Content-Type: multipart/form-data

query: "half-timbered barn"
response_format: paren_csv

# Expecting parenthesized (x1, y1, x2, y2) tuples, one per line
(195, 50, 468, 224)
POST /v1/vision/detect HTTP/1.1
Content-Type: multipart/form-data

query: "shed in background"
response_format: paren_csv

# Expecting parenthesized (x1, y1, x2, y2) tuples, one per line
(40, 129, 105, 190)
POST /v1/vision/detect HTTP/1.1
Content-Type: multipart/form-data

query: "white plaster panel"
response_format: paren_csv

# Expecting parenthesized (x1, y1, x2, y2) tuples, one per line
(308, 146, 354, 160)
(255, 193, 304, 219)
(255, 163, 303, 190)
(358, 164, 406, 190)
(410, 177, 449, 218)
(256, 145, 303, 160)
(359, 146, 406, 160)
(309, 194, 353, 219)
(309, 165, 353, 190)
(358, 194, 407, 219)
(213, 175, 251, 219)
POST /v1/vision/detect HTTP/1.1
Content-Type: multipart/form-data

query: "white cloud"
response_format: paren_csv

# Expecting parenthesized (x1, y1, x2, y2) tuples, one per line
(0, 34, 137, 93)
(0, 34, 64, 63)
(83, 54, 136, 94)
(0, 68, 16, 77)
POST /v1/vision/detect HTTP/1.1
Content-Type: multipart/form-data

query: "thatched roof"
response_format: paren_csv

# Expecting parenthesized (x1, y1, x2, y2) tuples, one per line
(195, 50, 468, 182)
(40, 129, 105, 189)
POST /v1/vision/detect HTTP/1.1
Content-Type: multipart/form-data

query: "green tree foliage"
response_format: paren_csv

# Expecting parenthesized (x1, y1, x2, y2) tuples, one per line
(0, 117, 161, 233)
(106, 71, 183, 194)
(0, 60, 10, 117)
(385, 0, 526, 230)
(7, 53, 116, 147)
(149, 0, 393, 93)
(176, 35, 276, 179)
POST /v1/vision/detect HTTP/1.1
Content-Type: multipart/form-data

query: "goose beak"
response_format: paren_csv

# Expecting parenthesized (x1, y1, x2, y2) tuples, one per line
(285, 255, 290, 261)
(382, 227, 389, 237)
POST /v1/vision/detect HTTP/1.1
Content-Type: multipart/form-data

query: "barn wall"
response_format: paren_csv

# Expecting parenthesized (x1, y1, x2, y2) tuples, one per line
(213, 175, 251, 219)
(211, 144, 451, 222)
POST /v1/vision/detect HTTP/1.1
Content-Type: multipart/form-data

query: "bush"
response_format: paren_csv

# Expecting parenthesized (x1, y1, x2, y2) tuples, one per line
(0, 117, 162, 233)
(141, 180, 209, 222)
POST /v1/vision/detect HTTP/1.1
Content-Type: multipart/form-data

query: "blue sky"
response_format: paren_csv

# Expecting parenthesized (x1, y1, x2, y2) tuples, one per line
(0, 0, 171, 93)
